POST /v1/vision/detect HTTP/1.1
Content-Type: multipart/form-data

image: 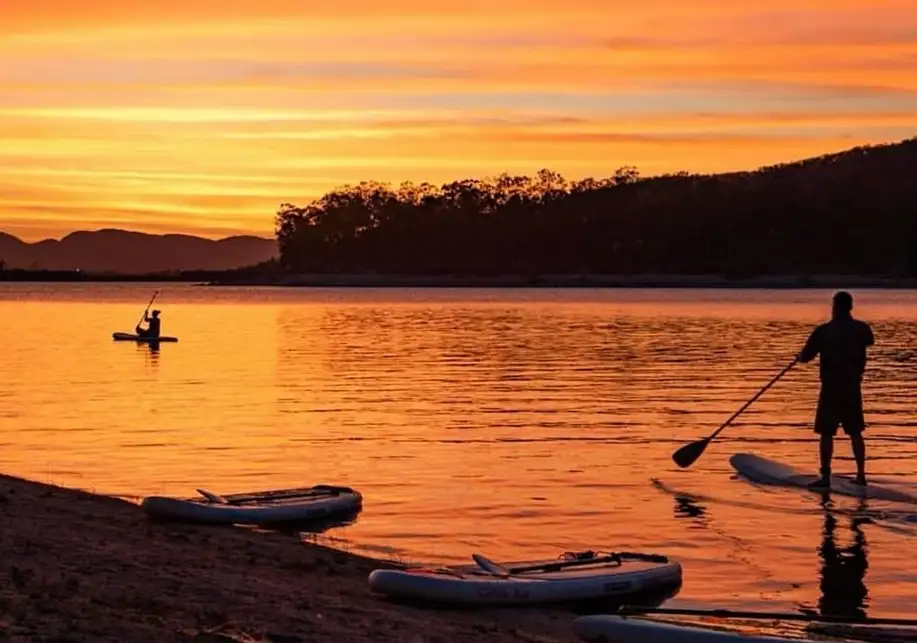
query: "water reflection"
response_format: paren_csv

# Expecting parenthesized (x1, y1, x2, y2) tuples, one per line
(817, 496, 869, 618)
(672, 493, 708, 521)
(2, 286, 915, 617)
(139, 342, 160, 366)
(659, 479, 871, 618)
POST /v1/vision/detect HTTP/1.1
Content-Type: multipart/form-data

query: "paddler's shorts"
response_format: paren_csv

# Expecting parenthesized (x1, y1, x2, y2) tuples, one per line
(815, 386, 865, 436)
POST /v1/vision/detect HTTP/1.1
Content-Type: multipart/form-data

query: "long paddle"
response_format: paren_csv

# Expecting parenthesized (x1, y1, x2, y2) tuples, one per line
(672, 358, 797, 468)
(137, 290, 159, 327)
(472, 551, 670, 577)
(617, 605, 917, 627)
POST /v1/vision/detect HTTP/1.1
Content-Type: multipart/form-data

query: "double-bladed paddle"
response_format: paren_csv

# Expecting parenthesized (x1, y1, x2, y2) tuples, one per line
(672, 358, 798, 468)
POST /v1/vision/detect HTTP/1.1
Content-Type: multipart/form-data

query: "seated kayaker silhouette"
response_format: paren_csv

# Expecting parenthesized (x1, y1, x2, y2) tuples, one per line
(136, 309, 162, 339)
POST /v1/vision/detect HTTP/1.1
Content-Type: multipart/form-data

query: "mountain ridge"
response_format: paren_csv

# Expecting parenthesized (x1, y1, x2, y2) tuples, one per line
(0, 228, 277, 274)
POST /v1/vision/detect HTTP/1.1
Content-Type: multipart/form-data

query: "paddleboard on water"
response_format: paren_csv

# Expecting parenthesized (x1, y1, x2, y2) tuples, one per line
(574, 616, 816, 643)
(730, 453, 917, 504)
(112, 332, 178, 343)
(368, 550, 682, 606)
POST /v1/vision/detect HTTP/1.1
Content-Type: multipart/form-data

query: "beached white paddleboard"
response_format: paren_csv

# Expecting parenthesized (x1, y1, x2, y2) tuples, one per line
(113, 332, 178, 343)
(141, 484, 362, 526)
(730, 453, 917, 504)
(574, 616, 817, 643)
(368, 551, 682, 606)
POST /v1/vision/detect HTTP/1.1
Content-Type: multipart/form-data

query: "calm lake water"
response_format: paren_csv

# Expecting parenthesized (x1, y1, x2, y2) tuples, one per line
(1, 284, 916, 620)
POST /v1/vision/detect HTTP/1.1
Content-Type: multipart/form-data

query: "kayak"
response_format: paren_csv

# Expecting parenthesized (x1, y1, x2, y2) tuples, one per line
(730, 453, 917, 504)
(368, 550, 682, 606)
(574, 616, 816, 643)
(141, 484, 362, 526)
(113, 332, 178, 343)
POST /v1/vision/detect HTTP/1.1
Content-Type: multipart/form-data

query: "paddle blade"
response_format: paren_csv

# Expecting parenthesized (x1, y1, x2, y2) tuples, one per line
(196, 488, 229, 504)
(672, 438, 710, 469)
(472, 553, 511, 578)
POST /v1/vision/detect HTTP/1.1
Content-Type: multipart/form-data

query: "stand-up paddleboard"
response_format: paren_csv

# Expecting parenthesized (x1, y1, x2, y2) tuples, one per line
(142, 484, 362, 526)
(368, 550, 682, 606)
(807, 623, 917, 643)
(112, 332, 178, 343)
(730, 453, 917, 504)
(574, 616, 817, 643)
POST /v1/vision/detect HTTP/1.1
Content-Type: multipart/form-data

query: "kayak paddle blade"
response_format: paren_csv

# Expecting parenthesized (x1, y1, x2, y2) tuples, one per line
(672, 438, 709, 469)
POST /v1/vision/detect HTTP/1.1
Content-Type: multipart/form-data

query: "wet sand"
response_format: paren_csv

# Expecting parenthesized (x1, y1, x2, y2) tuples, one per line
(0, 474, 580, 643)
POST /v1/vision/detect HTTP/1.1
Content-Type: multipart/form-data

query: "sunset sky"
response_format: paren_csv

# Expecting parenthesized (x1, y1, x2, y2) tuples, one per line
(2, 0, 917, 240)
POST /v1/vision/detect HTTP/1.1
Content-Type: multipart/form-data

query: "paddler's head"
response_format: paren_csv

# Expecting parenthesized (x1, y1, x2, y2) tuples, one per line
(151, 309, 161, 317)
(832, 291, 853, 318)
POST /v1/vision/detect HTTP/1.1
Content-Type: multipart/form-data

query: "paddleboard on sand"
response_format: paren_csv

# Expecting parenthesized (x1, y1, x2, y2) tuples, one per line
(141, 484, 362, 525)
(368, 550, 682, 606)
(112, 332, 178, 343)
(574, 616, 816, 643)
(730, 453, 917, 504)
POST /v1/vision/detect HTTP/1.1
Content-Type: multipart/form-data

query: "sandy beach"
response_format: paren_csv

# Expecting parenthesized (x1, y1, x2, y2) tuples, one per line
(0, 474, 582, 643)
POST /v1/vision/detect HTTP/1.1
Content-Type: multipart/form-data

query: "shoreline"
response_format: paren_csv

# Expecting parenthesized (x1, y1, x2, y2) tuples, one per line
(0, 472, 579, 642)
(7, 271, 917, 289)
(206, 273, 917, 289)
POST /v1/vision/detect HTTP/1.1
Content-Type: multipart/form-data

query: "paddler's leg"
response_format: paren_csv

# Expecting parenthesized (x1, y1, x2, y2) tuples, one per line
(850, 433, 866, 485)
(844, 390, 867, 486)
(810, 432, 834, 489)
(810, 389, 836, 489)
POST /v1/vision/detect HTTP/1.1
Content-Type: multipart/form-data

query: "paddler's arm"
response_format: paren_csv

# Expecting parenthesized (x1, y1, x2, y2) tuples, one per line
(863, 323, 875, 348)
(797, 326, 822, 363)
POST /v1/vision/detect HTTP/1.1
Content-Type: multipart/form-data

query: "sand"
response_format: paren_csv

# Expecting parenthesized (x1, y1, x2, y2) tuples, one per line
(0, 474, 580, 643)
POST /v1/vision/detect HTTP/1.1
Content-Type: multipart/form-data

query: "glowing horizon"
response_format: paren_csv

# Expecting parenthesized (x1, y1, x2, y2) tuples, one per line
(2, 1, 917, 241)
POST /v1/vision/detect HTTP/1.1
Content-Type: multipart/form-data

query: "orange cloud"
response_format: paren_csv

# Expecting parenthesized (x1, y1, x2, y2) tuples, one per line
(1, 0, 916, 239)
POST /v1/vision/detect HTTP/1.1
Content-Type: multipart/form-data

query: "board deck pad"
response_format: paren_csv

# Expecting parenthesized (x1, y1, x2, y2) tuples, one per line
(730, 453, 917, 504)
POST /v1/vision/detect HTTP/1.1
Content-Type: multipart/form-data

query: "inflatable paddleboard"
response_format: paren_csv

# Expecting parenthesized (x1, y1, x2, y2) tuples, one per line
(113, 332, 178, 343)
(574, 615, 816, 643)
(730, 453, 917, 504)
(141, 484, 362, 526)
(807, 623, 917, 643)
(368, 550, 682, 606)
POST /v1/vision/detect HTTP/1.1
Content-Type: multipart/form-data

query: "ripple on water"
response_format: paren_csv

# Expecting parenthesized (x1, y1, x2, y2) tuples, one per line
(1, 284, 916, 617)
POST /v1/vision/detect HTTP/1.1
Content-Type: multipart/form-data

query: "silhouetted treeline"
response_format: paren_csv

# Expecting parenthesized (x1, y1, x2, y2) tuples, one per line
(0, 259, 280, 282)
(275, 138, 917, 276)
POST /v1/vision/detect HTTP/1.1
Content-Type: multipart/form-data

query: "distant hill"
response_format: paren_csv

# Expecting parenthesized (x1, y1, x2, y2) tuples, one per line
(275, 137, 917, 276)
(0, 229, 278, 274)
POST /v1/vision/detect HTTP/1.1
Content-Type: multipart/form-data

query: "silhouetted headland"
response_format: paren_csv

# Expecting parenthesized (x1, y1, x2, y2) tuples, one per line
(218, 138, 917, 287)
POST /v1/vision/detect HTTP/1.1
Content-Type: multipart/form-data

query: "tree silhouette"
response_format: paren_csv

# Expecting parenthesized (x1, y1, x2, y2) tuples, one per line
(276, 138, 917, 277)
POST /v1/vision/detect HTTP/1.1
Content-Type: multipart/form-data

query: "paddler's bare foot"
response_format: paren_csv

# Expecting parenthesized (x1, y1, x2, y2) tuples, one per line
(854, 475, 867, 486)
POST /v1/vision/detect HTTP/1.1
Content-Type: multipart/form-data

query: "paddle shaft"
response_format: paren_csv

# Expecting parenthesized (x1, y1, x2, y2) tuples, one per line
(707, 358, 797, 442)
(137, 290, 159, 326)
(619, 606, 917, 627)
(508, 552, 669, 574)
